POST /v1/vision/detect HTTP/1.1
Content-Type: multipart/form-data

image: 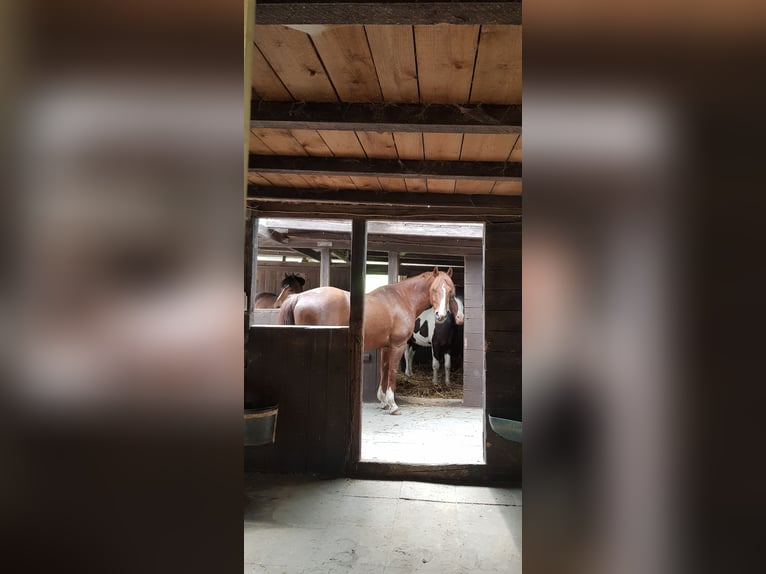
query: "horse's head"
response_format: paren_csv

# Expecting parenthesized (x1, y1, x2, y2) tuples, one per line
(452, 296, 465, 326)
(428, 266, 457, 323)
(273, 274, 306, 308)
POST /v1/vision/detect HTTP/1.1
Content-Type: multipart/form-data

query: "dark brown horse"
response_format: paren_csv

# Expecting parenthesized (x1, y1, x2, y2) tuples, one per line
(279, 267, 459, 414)
(254, 273, 305, 309)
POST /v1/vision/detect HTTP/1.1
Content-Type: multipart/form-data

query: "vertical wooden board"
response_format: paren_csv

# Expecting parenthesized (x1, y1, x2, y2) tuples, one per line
(509, 134, 522, 162)
(252, 129, 308, 155)
(349, 176, 381, 190)
(311, 25, 382, 102)
(247, 172, 273, 186)
(491, 181, 522, 195)
(319, 130, 367, 158)
(290, 129, 334, 156)
(426, 179, 456, 193)
(393, 132, 424, 159)
(357, 132, 398, 159)
(324, 329, 351, 473)
(254, 25, 338, 102)
(423, 133, 464, 160)
(365, 25, 419, 103)
(249, 130, 276, 154)
(415, 25, 479, 104)
(470, 25, 522, 104)
(251, 43, 293, 100)
(460, 134, 519, 161)
(405, 178, 428, 192)
(306, 332, 329, 473)
(455, 180, 495, 194)
(377, 177, 408, 192)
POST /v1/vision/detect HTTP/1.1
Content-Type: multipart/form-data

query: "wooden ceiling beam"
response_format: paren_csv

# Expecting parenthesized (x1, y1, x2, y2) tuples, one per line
(255, 2, 522, 26)
(247, 186, 521, 221)
(250, 101, 521, 134)
(249, 155, 521, 182)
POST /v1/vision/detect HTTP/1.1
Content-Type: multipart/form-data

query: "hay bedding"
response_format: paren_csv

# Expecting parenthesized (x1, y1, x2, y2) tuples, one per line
(396, 364, 463, 399)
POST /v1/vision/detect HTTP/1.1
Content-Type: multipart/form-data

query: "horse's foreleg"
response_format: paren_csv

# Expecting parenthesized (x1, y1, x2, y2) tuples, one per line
(386, 343, 408, 415)
(444, 352, 451, 385)
(431, 352, 439, 384)
(377, 348, 391, 409)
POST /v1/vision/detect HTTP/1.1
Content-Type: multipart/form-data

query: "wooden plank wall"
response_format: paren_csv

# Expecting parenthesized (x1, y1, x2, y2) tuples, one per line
(255, 261, 351, 295)
(462, 254, 484, 407)
(483, 222, 522, 474)
(244, 326, 350, 475)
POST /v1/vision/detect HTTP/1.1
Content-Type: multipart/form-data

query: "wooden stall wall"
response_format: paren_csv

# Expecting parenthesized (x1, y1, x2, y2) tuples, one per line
(245, 326, 350, 475)
(483, 222, 522, 475)
(462, 254, 484, 407)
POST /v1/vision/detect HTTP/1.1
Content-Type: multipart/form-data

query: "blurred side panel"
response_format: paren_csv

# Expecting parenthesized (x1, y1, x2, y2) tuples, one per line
(1, 1, 245, 572)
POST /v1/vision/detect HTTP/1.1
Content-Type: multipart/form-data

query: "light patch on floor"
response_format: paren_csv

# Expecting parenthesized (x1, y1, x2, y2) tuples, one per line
(244, 474, 521, 574)
(361, 403, 484, 464)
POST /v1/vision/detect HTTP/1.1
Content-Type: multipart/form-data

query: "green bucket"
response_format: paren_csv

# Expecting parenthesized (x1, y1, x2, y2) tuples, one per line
(244, 406, 279, 446)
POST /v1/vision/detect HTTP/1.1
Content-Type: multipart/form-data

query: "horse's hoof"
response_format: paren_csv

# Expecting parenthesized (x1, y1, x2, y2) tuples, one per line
(390, 408, 401, 415)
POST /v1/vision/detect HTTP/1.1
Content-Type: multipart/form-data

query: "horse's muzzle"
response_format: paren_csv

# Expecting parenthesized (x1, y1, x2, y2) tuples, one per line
(435, 312, 448, 323)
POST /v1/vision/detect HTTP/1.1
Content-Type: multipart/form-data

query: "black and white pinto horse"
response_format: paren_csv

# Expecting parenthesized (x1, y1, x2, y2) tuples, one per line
(404, 296, 464, 384)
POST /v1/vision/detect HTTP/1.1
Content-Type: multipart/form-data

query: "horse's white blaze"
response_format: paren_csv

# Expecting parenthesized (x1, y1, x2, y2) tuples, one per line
(436, 284, 448, 320)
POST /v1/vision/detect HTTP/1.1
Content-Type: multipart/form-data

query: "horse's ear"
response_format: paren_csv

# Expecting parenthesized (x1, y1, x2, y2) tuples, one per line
(432, 266, 439, 276)
(447, 267, 453, 277)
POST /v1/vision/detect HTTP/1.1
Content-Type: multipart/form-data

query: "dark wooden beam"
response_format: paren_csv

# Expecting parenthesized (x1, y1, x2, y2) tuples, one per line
(248, 187, 521, 221)
(346, 220, 367, 471)
(255, 1, 522, 26)
(251, 101, 521, 134)
(250, 155, 521, 182)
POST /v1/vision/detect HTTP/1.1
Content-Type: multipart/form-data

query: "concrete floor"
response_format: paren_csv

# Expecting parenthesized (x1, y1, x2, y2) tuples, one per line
(244, 474, 522, 574)
(361, 403, 484, 465)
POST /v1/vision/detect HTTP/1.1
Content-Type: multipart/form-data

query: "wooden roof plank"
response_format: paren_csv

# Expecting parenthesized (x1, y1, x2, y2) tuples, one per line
(393, 132, 424, 160)
(249, 130, 276, 154)
(365, 25, 419, 103)
(460, 133, 519, 161)
(427, 178, 456, 193)
(318, 130, 367, 157)
(491, 181, 522, 195)
(455, 180, 496, 194)
(405, 178, 428, 193)
(349, 176, 382, 190)
(310, 25, 383, 102)
(415, 25, 479, 104)
(254, 25, 338, 102)
(423, 133, 464, 160)
(289, 129, 334, 156)
(377, 177, 408, 192)
(509, 134, 522, 162)
(251, 43, 293, 100)
(470, 25, 522, 104)
(356, 131, 398, 159)
(251, 128, 308, 155)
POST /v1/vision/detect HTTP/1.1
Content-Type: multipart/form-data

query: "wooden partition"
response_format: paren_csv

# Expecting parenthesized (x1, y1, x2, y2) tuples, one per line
(483, 222, 522, 475)
(245, 326, 350, 475)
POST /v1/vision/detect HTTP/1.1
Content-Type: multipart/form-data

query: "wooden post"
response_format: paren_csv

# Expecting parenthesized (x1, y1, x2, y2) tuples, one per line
(387, 251, 399, 284)
(320, 247, 331, 287)
(247, 216, 259, 326)
(346, 219, 367, 471)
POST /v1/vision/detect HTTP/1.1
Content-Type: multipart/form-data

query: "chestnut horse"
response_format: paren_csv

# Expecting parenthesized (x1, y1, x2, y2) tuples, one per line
(278, 267, 459, 414)
(254, 273, 305, 309)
